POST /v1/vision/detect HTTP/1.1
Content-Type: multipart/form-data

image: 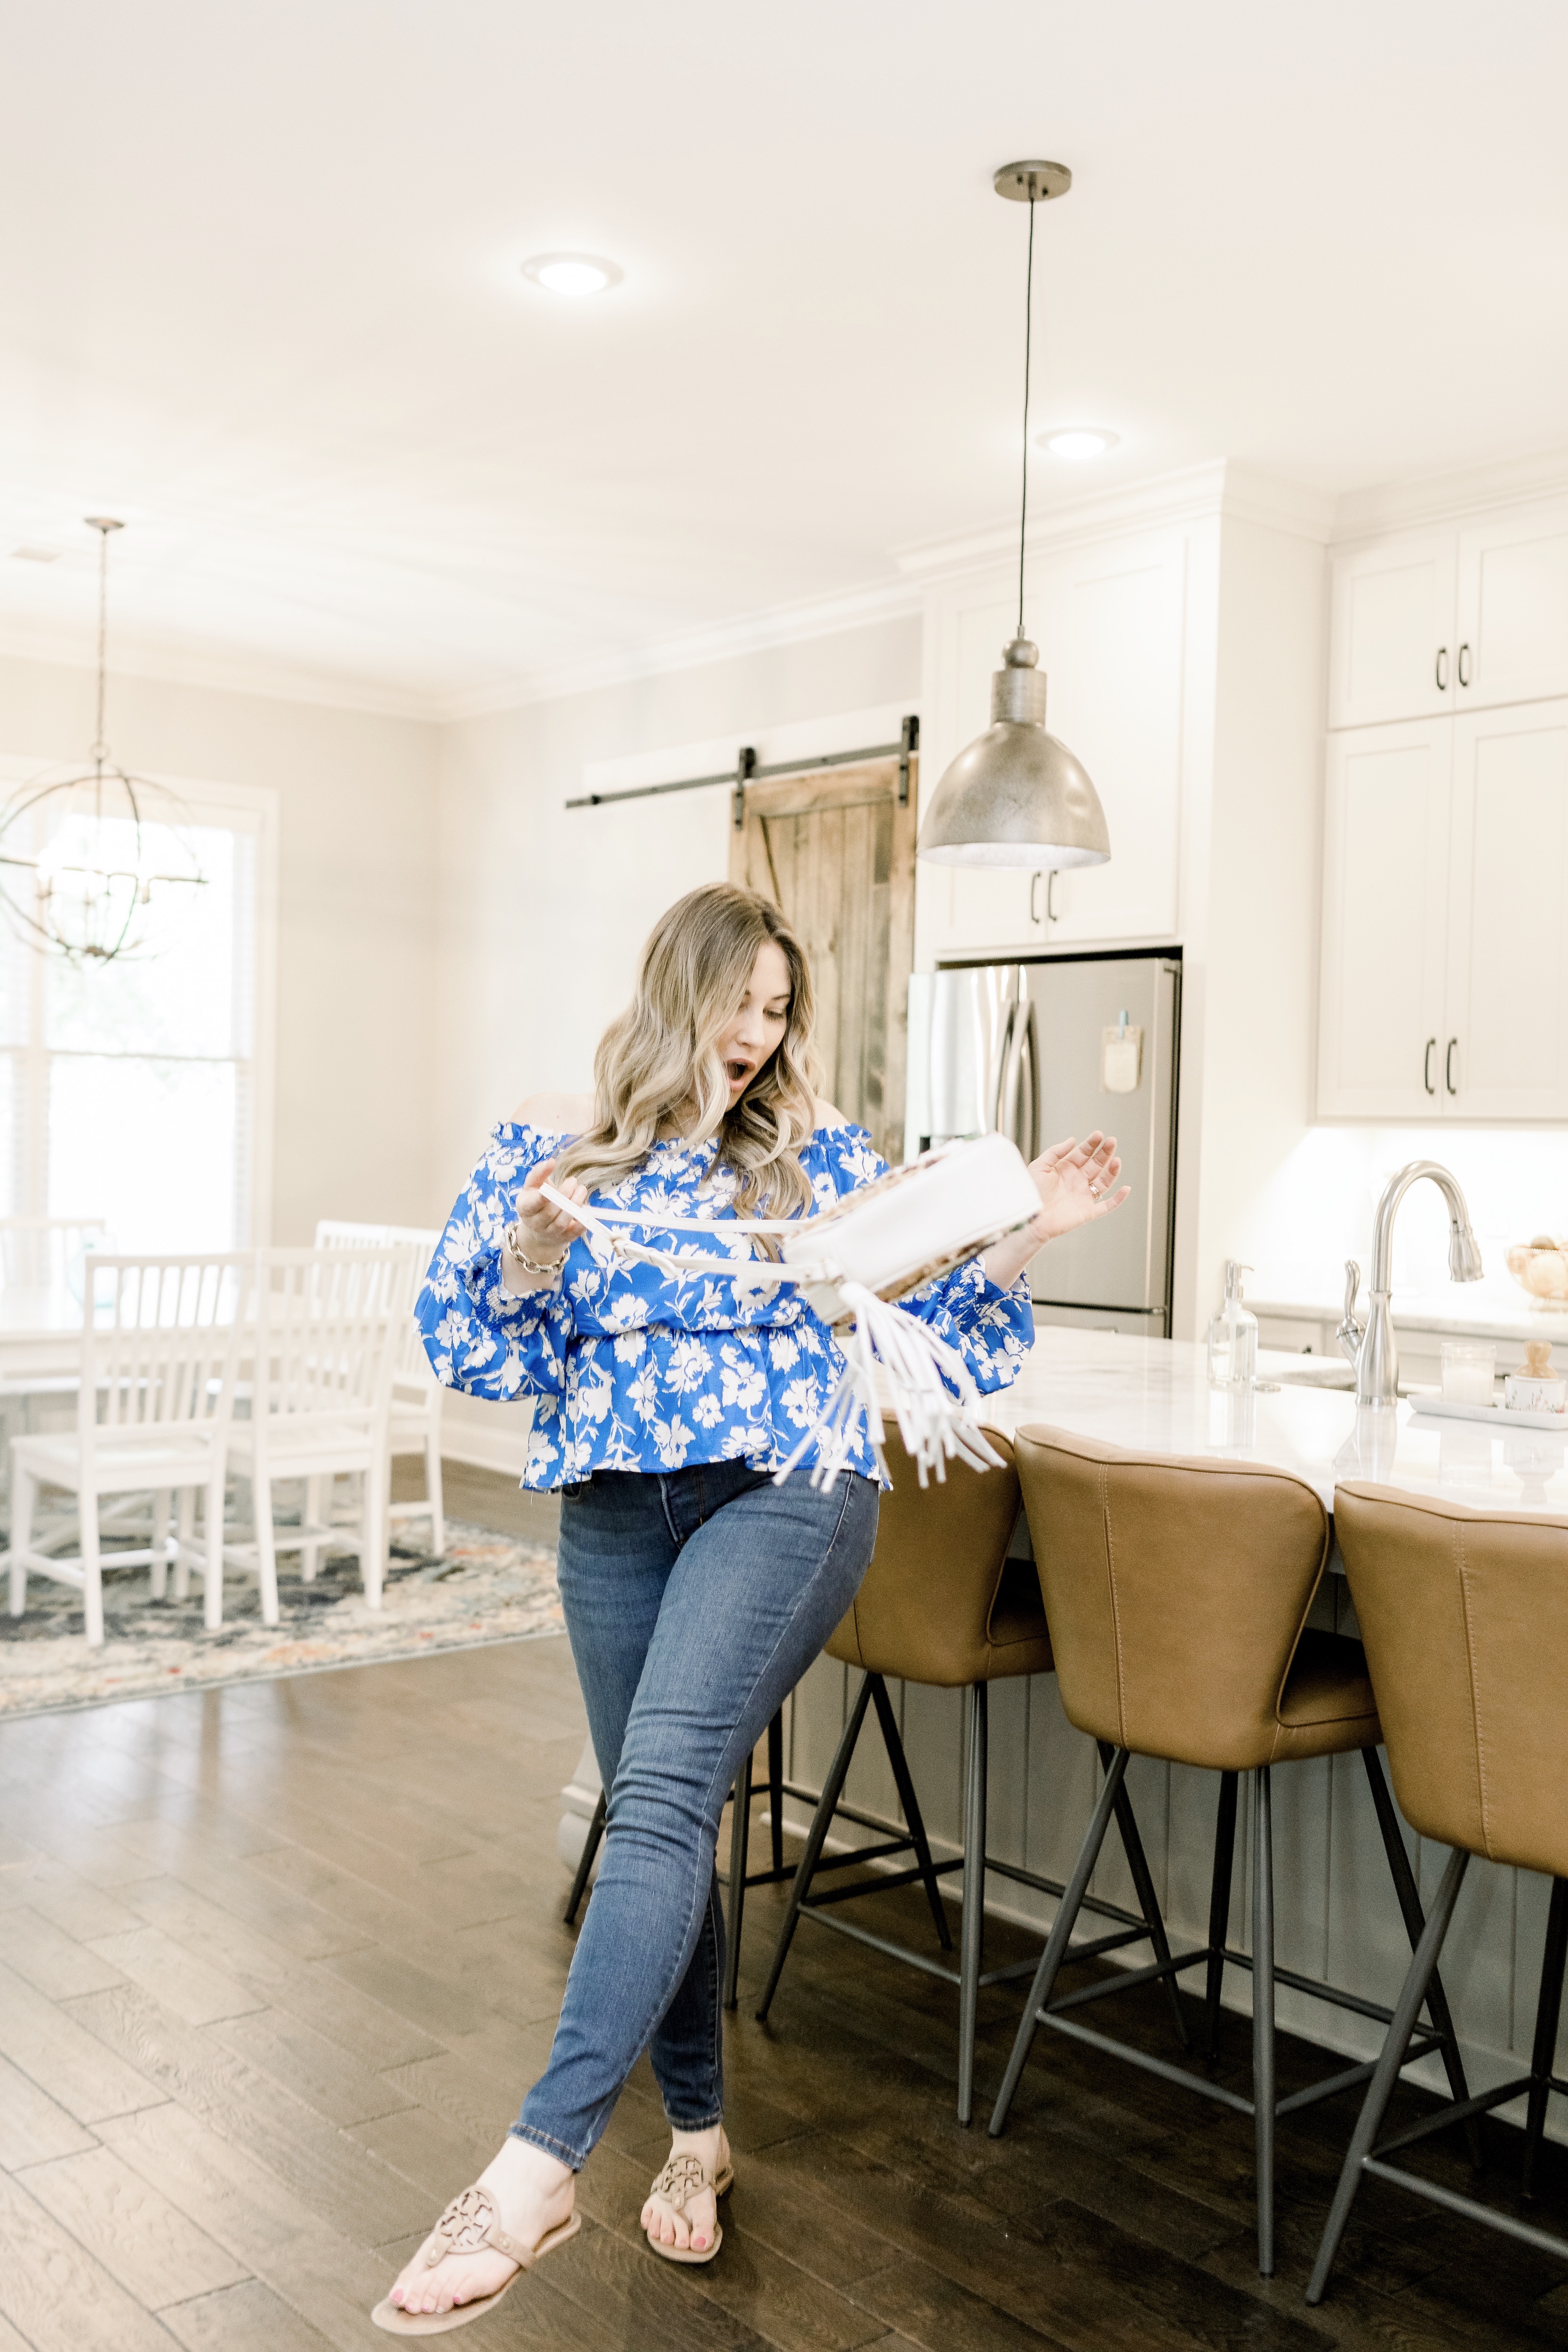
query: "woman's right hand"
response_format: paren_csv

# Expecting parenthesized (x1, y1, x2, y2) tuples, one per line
(503, 1159, 589, 1287)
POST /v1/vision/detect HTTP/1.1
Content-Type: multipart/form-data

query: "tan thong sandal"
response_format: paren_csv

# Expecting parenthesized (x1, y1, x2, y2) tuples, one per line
(371, 2182, 581, 2335)
(644, 2148, 731, 2265)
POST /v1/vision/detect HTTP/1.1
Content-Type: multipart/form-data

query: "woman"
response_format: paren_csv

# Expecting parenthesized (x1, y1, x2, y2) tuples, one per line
(379, 882, 1127, 2331)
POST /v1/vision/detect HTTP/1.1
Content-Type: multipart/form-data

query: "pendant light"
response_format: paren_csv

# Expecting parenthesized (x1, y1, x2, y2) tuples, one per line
(918, 162, 1111, 873)
(0, 519, 207, 963)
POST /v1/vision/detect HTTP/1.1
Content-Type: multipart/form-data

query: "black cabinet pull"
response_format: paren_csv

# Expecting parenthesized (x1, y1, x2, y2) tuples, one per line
(1046, 872, 1059, 922)
(1446, 1037, 1458, 1096)
(1029, 871, 1040, 925)
(1424, 1038, 1437, 1095)
(1457, 643, 1471, 688)
(1435, 647, 1448, 691)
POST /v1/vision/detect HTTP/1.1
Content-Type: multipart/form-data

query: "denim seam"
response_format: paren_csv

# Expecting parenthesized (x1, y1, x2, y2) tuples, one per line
(509, 2121, 584, 2169)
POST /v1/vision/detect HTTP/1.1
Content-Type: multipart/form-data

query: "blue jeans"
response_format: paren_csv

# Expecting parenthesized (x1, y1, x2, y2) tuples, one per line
(515, 1460, 879, 2169)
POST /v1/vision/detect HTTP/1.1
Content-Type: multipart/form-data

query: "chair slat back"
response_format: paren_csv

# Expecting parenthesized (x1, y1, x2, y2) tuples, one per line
(2, 1215, 108, 1290)
(314, 1223, 438, 1386)
(80, 1255, 249, 1455)
(252, 1246, 416, 1427)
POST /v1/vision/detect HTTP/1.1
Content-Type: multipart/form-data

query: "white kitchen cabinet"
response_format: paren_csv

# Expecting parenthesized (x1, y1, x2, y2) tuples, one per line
(1444, 699, 1568, 1118)
(1317, 720, 1451, 1117)
(1456, 505, 1568, 714)
(1328, 534, 1457, 729)
(1318, 699, 1568, 1120)
(919, 530, 1186, 961)
(1329, 499, 1568, 730)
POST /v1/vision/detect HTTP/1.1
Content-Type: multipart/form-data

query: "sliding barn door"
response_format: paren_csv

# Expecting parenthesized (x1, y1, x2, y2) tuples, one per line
(729, 755, 917, 1166)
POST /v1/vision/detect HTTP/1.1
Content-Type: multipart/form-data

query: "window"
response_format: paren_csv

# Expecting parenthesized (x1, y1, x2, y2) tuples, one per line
(0, 764, 277, 1253)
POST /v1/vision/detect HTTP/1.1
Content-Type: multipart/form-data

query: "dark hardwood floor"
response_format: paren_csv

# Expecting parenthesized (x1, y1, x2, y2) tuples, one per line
(0, 1463, 1563, 2350)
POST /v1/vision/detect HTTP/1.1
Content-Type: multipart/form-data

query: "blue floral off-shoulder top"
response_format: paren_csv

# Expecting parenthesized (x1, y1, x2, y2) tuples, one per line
(416, 1119, 1035, 1490)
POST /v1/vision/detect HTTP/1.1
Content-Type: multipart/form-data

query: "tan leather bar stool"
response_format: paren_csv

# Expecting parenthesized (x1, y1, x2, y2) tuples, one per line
(756, 1430, 1189, 2123)
(1309, 1485, 1568, 2303)
(988, 1427, 1475, 2275)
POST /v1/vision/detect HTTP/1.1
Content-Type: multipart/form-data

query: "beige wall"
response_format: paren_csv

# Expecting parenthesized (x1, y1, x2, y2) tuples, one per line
(0, 653, 442, 1242)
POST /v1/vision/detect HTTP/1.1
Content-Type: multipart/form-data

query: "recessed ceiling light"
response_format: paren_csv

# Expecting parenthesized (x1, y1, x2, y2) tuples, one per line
(9, 545, 61, 563)
(1041, 427, 1119, 461)
(521, 253, 623, 298)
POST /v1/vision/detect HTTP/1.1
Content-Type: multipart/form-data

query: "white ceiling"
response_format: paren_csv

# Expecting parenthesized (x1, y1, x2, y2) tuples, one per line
(3, 0, 1565, 718)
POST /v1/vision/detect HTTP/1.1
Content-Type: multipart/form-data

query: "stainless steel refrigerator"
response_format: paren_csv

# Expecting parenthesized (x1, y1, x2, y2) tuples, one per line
(905, 953, 1181, 1335)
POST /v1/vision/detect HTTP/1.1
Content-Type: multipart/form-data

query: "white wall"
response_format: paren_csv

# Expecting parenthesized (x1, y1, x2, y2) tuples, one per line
(0, 652, 442, 1242)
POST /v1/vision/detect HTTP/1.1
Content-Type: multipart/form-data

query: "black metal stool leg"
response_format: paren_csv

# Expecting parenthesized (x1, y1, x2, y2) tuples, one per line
(1361, 1744, 1480, 2164)
(1307, 1845, 1470, 2305)
(957, 1682, 988, 2126)
(1252, 1767, 1276, 2277)
(870, 1674, 953, 1951)
(755, 1673, 874, 2021)
(1204, 1772, 1239, 2059)
(562, 1789, 605, 1927)
(1524, 1875, 1568, 2198)
(989, 1747, 1130, 2136)
(767, 1707, 786, 1876)
(722, 1745, 754, 2011)
(1098, 1740, 1190, 2053)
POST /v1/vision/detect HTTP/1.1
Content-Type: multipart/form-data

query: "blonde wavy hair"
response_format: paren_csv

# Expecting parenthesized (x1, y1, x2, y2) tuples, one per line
(552, 883, 824, 1218)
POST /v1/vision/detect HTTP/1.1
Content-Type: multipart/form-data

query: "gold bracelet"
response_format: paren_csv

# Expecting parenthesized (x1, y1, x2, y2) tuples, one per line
(502, 1221, 566, 1278)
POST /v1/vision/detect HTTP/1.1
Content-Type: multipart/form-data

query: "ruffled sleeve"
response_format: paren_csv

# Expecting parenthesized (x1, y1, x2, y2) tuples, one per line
(416, 1123, 574, 1407)
(813, 1123, 1035, 1394)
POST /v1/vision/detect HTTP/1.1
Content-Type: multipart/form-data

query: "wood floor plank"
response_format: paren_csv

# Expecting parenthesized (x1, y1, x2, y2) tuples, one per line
(852, 2253, 1075, 2352)
(320, 1944, 493, 2043)
(0, 1851, 147, 1940)
(63, 1983, 433, 2244)
(0, 2170, 182, 2352)
(0, 1957, 166, 2125)
(160, 2277, 338, 2352)
(0, 2050, 98, 2169)
(379, 2051, 530, 2148)
(207, 2007, 414, 2130)
(18, 2143, 250, 2309)
(0, 1903, 128, 1999)
(164, 1853, 371, 1963)
(542, 2214, 777, 2352)
(85, 1924, 265, 2026)
(347, 2102, 492, 2206)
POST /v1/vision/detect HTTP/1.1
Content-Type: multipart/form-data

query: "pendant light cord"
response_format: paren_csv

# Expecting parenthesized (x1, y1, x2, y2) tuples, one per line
(1017, 194, 1035, 641)
(92, 524, 109, 766)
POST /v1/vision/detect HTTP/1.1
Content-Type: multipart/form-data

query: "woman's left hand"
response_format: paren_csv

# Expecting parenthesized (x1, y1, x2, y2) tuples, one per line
(1023, 1131, 1131, 1243)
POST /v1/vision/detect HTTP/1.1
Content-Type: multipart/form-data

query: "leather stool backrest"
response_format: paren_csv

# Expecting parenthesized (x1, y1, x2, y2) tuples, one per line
(827, 1431, 1050, 1687)
(1015, 1425, 1330, 1770)
(1336, 1482, 1568, 1876)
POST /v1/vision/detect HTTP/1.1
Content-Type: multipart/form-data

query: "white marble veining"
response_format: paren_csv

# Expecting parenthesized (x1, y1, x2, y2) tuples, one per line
(971, 1326, 1568, 1520)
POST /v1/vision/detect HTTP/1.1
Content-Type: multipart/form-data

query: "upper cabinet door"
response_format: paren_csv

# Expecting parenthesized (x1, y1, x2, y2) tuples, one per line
(1456, 502, 1568, 713)
(1317, 720, 1451, 1118)
(1444, 700, 1568, 1120)
(1029, 533, 1186, 946)
(1328, 534, 1457, 729)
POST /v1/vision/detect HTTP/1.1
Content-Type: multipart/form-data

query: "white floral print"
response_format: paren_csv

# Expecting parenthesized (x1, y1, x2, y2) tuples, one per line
(416, 1120, 1033, 1490)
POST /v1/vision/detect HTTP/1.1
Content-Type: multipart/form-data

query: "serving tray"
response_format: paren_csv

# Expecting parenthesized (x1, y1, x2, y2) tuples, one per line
(1409, 1394, 1568, 1435)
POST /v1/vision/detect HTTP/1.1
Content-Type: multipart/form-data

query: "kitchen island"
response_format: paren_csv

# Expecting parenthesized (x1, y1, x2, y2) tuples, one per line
(777, 1326, 1567, 2130)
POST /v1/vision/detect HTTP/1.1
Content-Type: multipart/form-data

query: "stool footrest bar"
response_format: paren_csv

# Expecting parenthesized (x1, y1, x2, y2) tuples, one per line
(1372, 2074, 1533, 2157)
(1360, 2160, 1568, 2262)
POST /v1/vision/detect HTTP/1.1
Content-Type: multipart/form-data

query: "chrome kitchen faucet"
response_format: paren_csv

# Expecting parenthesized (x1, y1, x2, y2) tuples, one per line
(1337, 1161, 1484, 1408)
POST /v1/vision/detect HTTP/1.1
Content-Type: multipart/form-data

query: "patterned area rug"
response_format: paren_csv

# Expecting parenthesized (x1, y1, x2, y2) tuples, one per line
(0, 1519, 562, 1719)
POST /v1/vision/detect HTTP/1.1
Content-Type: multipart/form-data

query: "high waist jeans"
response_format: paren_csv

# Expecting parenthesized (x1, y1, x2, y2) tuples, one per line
(515, 1460, 879, 2169)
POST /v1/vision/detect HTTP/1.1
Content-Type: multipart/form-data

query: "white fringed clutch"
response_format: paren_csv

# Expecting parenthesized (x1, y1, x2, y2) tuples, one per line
(539, 1131, 1040, 1489)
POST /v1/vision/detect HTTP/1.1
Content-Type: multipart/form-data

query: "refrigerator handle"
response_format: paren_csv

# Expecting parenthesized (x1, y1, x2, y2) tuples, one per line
(998, 997, 1033, 1152)
(991, 1001, 1017, 1136)
(1018, 999, 1040, 1162)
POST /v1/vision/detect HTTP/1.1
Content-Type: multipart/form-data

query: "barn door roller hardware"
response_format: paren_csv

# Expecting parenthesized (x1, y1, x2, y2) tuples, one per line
(565, 716, 921, 815)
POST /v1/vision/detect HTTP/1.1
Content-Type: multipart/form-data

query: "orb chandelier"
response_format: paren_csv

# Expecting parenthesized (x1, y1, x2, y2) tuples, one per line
(0, 518, 206, 963)
(918, 162, 1112, 873)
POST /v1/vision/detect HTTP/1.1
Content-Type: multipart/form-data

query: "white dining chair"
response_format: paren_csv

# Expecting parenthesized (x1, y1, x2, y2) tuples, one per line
(225, 1245, 415, 1620)
(4, 1254, 246, 1645)
(315, 1219, 443, 1553)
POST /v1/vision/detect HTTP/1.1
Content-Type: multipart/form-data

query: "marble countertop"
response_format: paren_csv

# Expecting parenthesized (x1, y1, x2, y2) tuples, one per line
(1250, 1276, 1568, 1344)
(973, 1327, 1568, 1521)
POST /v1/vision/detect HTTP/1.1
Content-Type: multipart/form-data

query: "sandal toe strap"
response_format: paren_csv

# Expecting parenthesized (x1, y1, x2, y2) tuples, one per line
(423, 2184, 533, 2271)
(647, 2150, 714, 2213)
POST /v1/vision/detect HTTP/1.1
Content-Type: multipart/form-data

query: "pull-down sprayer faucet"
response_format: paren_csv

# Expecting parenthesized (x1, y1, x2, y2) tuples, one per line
(1337, 1160, 1484, 1407)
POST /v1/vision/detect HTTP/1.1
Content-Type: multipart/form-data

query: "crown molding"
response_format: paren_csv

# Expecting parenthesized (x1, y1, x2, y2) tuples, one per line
(897, 461, 1337, 586)
(0, 619, 444, 725)
(1331, 445, 1568, 543)
(434, 574, 923, 723)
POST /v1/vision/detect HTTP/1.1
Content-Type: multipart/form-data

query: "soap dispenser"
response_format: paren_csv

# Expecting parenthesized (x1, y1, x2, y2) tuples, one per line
(1207, 1260, 1258, 1390)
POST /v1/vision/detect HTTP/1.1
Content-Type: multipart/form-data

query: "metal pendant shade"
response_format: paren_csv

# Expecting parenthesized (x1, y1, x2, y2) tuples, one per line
(918, 162, 1112, 874)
